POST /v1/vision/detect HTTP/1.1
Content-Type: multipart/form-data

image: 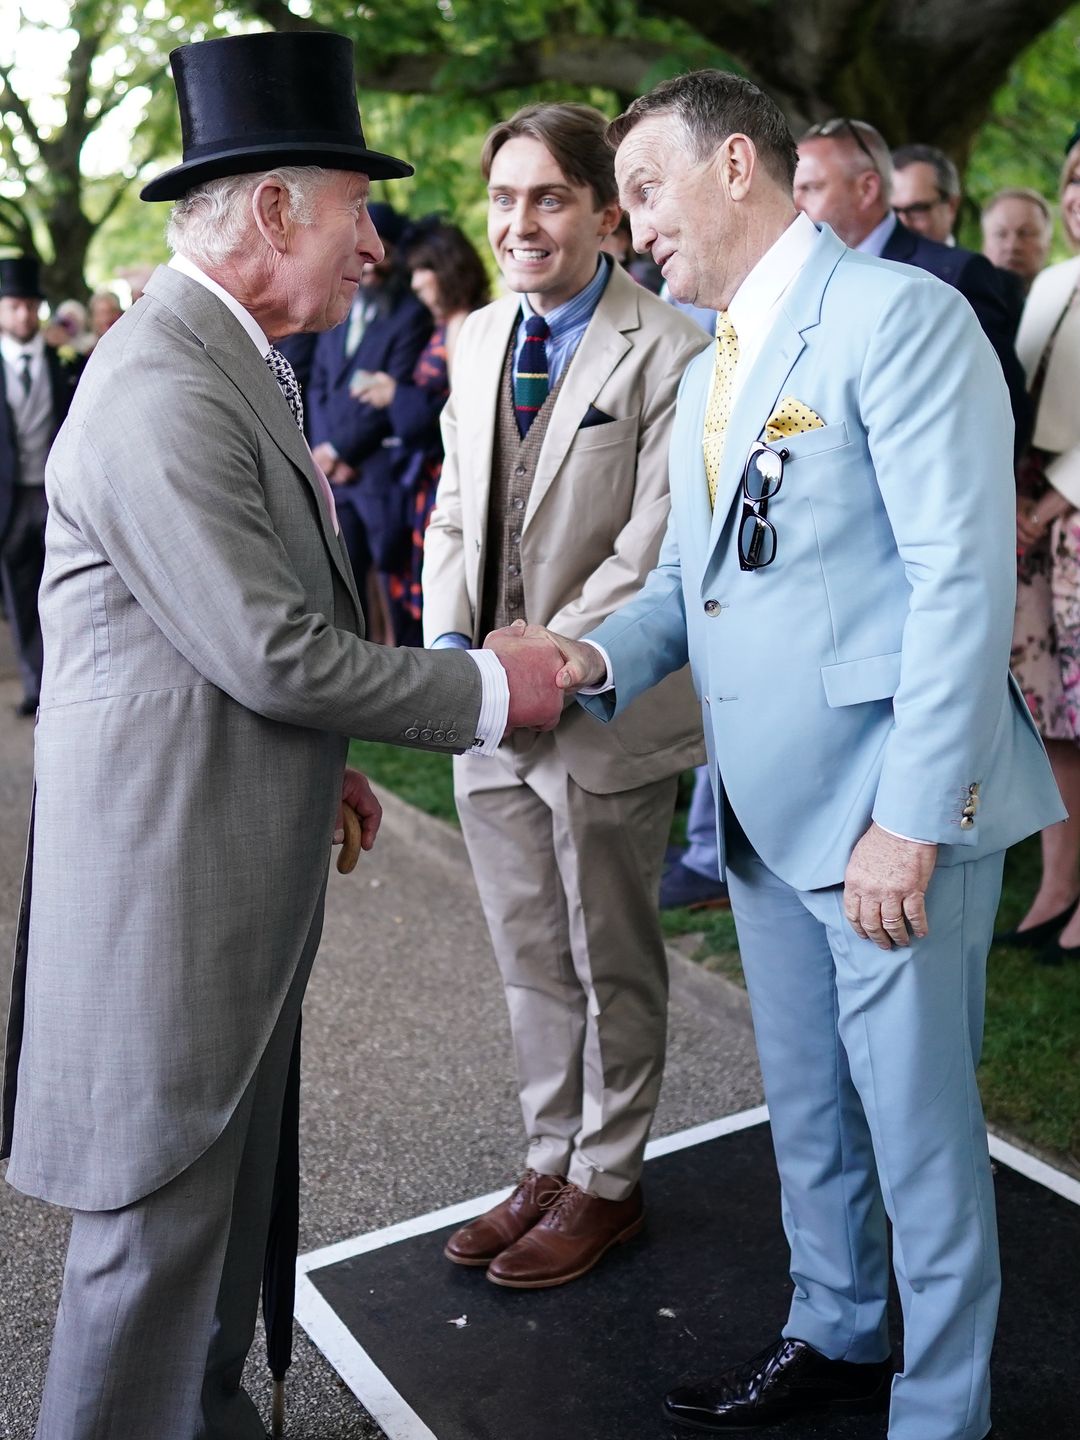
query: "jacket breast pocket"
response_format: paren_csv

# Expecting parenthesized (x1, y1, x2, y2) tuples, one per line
(775, 420, 850, 461)
(821, 650, 902, 708)
(570, 414, 639, 452)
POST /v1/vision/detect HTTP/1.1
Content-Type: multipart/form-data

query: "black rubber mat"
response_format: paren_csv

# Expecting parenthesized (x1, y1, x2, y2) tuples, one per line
(305, 1122, 1079, 1440)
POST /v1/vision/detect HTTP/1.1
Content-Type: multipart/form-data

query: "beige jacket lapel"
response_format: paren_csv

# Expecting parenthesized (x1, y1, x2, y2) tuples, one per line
(526, 263, 635, 526)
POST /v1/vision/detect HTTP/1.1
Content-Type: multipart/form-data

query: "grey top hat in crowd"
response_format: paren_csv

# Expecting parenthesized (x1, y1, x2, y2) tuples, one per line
(140, 30, 413, 202)
(0, 255, 45, 301)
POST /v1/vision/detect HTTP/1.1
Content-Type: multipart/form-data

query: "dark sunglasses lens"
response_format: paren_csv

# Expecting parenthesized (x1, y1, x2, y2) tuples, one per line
(745, 449, 783, 501)
(740, 512, 776, 567)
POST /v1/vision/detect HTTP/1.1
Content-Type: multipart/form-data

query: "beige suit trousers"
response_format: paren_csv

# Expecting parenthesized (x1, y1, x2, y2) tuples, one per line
(454, 733, 677, 1200)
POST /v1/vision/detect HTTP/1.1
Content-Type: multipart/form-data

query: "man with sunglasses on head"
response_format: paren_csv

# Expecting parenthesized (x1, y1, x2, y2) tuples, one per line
(507, 70, 1062, 1440)
(794, 118, 1029, 448)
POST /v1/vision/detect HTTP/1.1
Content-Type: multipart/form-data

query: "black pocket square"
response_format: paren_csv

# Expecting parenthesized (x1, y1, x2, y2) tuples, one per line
(579, 404, 617, 429)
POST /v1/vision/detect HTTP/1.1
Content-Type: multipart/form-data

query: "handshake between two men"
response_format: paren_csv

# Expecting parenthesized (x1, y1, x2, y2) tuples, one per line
(483, 618, 606, 732)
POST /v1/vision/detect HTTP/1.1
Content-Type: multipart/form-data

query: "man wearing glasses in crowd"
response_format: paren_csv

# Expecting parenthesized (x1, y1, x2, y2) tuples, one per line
(513, 70, 1061, 1440)
(794, 117, 1029, 447)
(890, 143, 963, 243)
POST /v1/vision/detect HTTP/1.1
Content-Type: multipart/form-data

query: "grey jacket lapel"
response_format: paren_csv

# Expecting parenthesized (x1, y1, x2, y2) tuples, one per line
(143, 267, 361, 615)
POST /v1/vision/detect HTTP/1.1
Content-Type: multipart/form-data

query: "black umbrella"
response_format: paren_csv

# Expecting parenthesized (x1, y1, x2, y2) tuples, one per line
(262, 805, 362, 1435)
(263, 1013, 302, 1438)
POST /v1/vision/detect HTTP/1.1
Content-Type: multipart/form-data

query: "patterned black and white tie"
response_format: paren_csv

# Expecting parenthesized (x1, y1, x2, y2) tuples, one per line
(265, 346, 304, 433)
(19, 353, 33, 398)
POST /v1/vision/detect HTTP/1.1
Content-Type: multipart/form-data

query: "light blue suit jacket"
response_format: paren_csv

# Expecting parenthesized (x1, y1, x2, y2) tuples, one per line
(582, 224, 1063, 891)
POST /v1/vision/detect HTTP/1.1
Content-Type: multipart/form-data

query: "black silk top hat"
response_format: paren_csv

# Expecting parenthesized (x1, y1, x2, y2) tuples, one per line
(0, 255, 45, 300)
(140, 31, 413, 202)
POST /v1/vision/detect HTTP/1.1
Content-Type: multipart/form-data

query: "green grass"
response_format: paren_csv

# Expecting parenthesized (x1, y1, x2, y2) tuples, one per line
(348, 739, 458, 824)
(351, 743, 1080, 1170)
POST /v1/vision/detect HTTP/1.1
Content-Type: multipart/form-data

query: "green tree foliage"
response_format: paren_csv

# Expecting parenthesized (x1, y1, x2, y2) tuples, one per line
(4, 0, 1080, 296)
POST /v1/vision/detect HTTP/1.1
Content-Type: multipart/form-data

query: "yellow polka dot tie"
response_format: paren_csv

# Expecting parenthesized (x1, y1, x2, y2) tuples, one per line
(703, 311, 740, 510)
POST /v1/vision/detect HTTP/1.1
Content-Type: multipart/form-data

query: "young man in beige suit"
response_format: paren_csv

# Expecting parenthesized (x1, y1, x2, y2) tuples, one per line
(422, 103, 709, 1288)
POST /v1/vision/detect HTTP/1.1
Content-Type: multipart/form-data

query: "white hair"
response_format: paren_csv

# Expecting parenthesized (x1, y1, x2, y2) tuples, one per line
(165, 165, 332, 267)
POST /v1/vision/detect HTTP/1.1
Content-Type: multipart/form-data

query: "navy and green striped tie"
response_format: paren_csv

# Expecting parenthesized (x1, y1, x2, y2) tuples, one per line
(514, 314, 550, 436)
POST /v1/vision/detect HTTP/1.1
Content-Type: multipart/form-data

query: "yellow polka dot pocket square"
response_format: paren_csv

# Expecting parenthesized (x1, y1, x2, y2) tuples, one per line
(764, 397, 825, 443)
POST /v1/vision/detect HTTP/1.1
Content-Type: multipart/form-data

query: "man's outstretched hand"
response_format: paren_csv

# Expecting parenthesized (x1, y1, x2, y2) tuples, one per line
(491, 619, 607, 693)
(483, 622, 566, 732)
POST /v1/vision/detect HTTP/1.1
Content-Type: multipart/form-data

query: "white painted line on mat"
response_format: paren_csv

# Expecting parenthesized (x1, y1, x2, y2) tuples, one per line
(988, 1132, 1080, 1206)
(294, 1269, 439, 1440)
(644, 1105, 770, 1159)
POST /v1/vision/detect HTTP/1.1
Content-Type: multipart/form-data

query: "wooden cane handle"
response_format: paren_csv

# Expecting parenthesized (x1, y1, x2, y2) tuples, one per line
(336, 802, 363, 874)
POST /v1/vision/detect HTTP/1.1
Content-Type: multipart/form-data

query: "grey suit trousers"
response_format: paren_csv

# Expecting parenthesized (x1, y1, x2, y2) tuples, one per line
(34, 898, 322, 1440)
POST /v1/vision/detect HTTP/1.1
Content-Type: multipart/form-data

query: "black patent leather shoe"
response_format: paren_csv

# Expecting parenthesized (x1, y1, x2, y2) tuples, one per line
(663, 1337, 893, 1431)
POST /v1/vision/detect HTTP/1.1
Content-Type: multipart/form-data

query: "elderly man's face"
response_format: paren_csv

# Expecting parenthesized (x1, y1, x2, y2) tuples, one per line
(287, 170, 383, 330)
(90, 295, 123, 338)
(614, 113, 728, 309)
(981, 196, 1051, 282)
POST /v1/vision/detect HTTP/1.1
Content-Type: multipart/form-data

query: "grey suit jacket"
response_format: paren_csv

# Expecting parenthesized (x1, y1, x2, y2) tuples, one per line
(2, 266, 482, 1210)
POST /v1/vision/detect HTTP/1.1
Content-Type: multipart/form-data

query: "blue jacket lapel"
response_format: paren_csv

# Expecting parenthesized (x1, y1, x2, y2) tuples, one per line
(702, 225, 846, 583)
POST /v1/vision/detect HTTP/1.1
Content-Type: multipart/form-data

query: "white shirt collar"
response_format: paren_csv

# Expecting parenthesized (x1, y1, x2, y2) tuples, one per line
(856, 211, 897, 258)
(727, 211, 819, 352)
(722, 211, 819, 391)
(169, 253, 271, 357)
(0, 331, 45, 366)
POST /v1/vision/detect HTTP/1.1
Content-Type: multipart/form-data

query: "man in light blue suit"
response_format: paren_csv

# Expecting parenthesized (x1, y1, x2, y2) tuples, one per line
(517, 71, 1064, 1440)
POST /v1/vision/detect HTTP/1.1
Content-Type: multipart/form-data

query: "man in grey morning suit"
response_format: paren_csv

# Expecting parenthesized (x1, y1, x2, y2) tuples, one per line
(0, 32, 563, 1440)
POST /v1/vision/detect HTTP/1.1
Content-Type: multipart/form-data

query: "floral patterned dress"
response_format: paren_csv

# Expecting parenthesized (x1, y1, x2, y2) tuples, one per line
(1013, 517, 1080, 738)
(1011, 279, 1080, 740)
(383, 326, 450, 644)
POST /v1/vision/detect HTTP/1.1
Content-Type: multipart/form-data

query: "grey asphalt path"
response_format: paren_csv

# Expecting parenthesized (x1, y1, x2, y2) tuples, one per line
(0, 625, 762, 1439)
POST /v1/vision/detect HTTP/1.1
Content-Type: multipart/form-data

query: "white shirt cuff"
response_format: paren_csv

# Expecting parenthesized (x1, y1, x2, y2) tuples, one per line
(465, 648, 509, 755)
(431, 632, 471, 650)
(576, 639, 614, 695)
(876, 823, 935, 845)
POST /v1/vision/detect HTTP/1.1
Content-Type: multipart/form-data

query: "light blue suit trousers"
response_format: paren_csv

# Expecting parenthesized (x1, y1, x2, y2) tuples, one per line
(726, 823, 1002, 1440)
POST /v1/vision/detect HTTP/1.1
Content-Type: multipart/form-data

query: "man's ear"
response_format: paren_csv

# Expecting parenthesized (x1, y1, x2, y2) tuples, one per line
(252, 179, 290, 255)
(597, 198, 624, 241)
(716, 134, 756, 202)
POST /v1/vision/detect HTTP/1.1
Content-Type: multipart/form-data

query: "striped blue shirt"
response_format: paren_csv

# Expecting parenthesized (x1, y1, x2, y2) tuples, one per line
(514, 256, 613, 387)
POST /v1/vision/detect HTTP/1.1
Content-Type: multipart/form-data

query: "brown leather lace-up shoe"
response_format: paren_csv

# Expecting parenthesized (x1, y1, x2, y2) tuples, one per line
(486, 1180, 644, 1288)
(443, 1169, 567, 1267)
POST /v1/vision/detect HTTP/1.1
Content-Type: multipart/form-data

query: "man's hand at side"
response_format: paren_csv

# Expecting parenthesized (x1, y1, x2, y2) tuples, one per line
(843, 822, 938, 949)
(334, 768, 383, 851)
(483, 623, 566, 732)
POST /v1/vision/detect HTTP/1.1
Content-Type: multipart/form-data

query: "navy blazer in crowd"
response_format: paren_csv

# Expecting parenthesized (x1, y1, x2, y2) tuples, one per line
(306, 284, 432, 569)
(306, 285, 432, 469)
(881, 219, 1031, 454)
(0, 346, 78, 544)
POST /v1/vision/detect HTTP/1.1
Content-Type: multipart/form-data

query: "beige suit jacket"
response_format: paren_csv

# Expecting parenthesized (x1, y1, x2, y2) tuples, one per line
(1016, 253, 1080, 506)
(423, 262, 708, 794)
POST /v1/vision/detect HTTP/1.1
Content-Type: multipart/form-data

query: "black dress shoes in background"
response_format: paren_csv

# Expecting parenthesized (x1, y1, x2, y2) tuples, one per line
(663, 1336, 893, 1430)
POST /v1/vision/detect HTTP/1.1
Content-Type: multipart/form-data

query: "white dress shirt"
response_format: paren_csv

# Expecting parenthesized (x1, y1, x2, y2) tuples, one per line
(167, 254, 508, 754)
(0, 330, 45, 396)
